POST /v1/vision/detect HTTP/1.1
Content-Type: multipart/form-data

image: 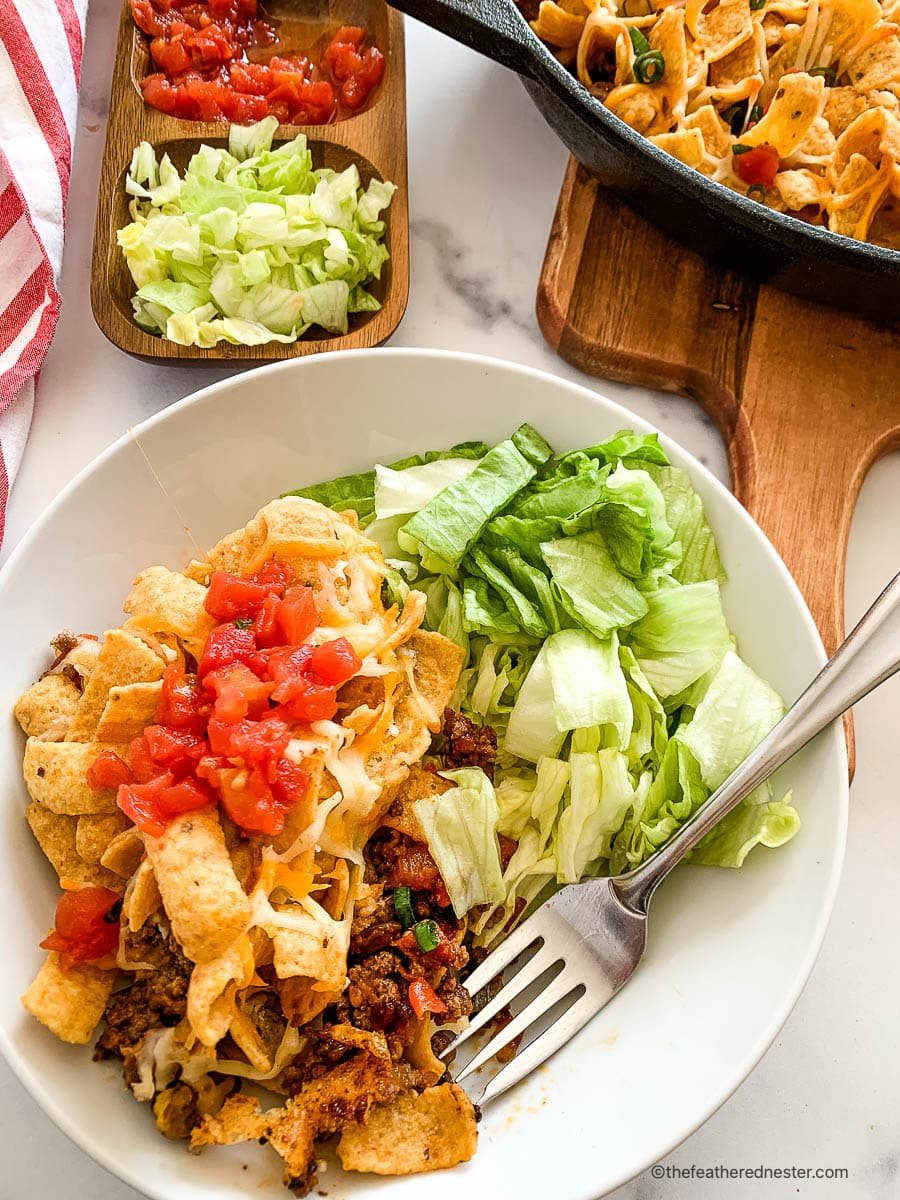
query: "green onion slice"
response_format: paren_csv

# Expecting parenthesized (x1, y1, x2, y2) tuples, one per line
(750, 0, 766, 11)
(393, 886, 415, 929)
(809, 65, 836, 85)
(721, 102, 745, 133)
(628, 26, 652, 56)
(412, 918, 440, 952)
(747, 183, 768, 202)
(634, 49, 665, 84)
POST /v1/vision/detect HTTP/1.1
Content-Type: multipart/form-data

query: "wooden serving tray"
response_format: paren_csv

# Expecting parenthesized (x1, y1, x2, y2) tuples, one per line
(538, 159, 900, 771)
(92, 0, 408, 362)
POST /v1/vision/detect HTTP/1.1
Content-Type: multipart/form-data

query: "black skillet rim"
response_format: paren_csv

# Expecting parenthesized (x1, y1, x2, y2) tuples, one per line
(512, 3, 900, 282)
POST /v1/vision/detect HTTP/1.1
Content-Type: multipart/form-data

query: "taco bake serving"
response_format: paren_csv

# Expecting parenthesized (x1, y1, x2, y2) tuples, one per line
(16, 425, 800, 1192)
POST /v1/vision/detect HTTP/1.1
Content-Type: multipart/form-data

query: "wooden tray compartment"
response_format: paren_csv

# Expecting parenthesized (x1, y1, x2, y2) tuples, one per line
(92, 0, 408, 362)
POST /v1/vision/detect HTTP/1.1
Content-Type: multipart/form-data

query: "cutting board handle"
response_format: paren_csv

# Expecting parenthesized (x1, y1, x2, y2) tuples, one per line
(725, 290, 900, 661)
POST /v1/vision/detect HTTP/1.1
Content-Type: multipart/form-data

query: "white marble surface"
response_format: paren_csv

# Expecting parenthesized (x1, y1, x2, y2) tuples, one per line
(2, 3, 900, 1198)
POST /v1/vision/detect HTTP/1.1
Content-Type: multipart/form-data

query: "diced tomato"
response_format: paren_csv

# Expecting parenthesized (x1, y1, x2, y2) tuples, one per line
(275, 586, 319, 645)
(207, 715, 237, 757)
(396, 925, 457, 966)
(734, 143, 780, 188)
(132, 0, 171, 36)
(268, 99, 291, 124)
(388, 841, 451, 908)
(41, 886, 122, 970)
(309, 637, 361, 686)
(205, 663, 274, 722)
(128, 734, 164, 783)
(86, 750, 133, 791)
(207, 712, 293, 773)
(339, 50, 384, 111)
(205, 570, 269, 622)
(273, 673, 338, 723)
(135, 2, 381, 125)
(227, 90, 269, 122)
(183, 76, 230, 120)
(151, 34, 191, 76)
(254, 560, 294, 594)
(157, 664, 207, 732)
(408, 979, 448, 1020)
(266, 643, 313, 685)
(159, 774, 216, 814)
(143, 724, 208, 774)
(224, 712, 292, 769)
(281, 78, 334, 124)
(213, 764, 286, 834)
(229, 59, 271, 95)
(184, 22, 236, 68)
(323, 25, 364, 76)
(323, 26, 384, 111)
(117, 770, 211, 836)
(271, 757, 309, 808)
(195, 753, 230, 784)
(198, 622, 260, 678)
(252, 592, 281, 648)
(117, 773, 175, 837)
(141, 73, 182, 114)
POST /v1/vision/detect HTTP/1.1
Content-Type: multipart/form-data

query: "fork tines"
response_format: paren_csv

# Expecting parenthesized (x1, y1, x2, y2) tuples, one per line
(445, 908, 613, 1106)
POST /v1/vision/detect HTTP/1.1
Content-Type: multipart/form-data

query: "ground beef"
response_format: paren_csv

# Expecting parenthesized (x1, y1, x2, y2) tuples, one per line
(343, 949, 413, 1034)
(365, 829, 450, 907)
(94, 922, 190, 1066)
(280, 1027, 363, 1095)
(242, 990, 287, 1051)
(434, 976, 473, 1026)
(441, 708, 498, 779)
(349, 888, 403, 957)
(498, 834, 518, 870)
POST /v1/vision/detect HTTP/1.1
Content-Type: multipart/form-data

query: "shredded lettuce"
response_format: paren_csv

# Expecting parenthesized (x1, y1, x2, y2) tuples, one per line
(628, 581, 732, 698)
(285, 441, 487, 527)
(541, 533, 649, 638)
(690, 794, 800, 868)
(292, 424, 800, 930)
(400, 425, 553, 570)
(374, 458, 482, 521)
(676, 650, 785, 792)
(556, 748, 636, 883)
(545, 629, 632, 746)
(504, 640, 567, 764)
(414, 768, 505, 918)
(118, 122, 395, 345)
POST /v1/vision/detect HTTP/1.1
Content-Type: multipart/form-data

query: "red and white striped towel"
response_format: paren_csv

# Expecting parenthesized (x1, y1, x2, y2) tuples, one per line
(0, 0, 87, 545)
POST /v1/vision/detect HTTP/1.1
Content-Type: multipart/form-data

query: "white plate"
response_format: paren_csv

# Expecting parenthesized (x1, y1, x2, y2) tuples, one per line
(0, 350, 847, 1200)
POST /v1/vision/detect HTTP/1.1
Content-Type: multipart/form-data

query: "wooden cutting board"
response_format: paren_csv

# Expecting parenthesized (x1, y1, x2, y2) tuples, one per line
(538, 158, 900, 772)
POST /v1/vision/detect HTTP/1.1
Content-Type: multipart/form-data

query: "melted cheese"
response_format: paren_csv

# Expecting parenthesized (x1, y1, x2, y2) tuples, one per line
(796, 0, 823, 68)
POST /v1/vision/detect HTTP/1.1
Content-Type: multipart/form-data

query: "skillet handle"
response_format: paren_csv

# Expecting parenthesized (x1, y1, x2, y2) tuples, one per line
(387, 0, 539, 78)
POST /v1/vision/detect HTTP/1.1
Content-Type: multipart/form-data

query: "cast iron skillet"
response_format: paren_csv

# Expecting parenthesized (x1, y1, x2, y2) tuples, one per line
(389, 0, 900, 320)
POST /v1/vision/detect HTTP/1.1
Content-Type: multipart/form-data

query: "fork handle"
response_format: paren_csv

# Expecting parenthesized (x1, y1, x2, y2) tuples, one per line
(614, 569, 900, 915)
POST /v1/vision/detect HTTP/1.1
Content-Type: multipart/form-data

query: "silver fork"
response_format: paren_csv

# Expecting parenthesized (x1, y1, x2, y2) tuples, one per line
(443, 570, 900, 1105)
